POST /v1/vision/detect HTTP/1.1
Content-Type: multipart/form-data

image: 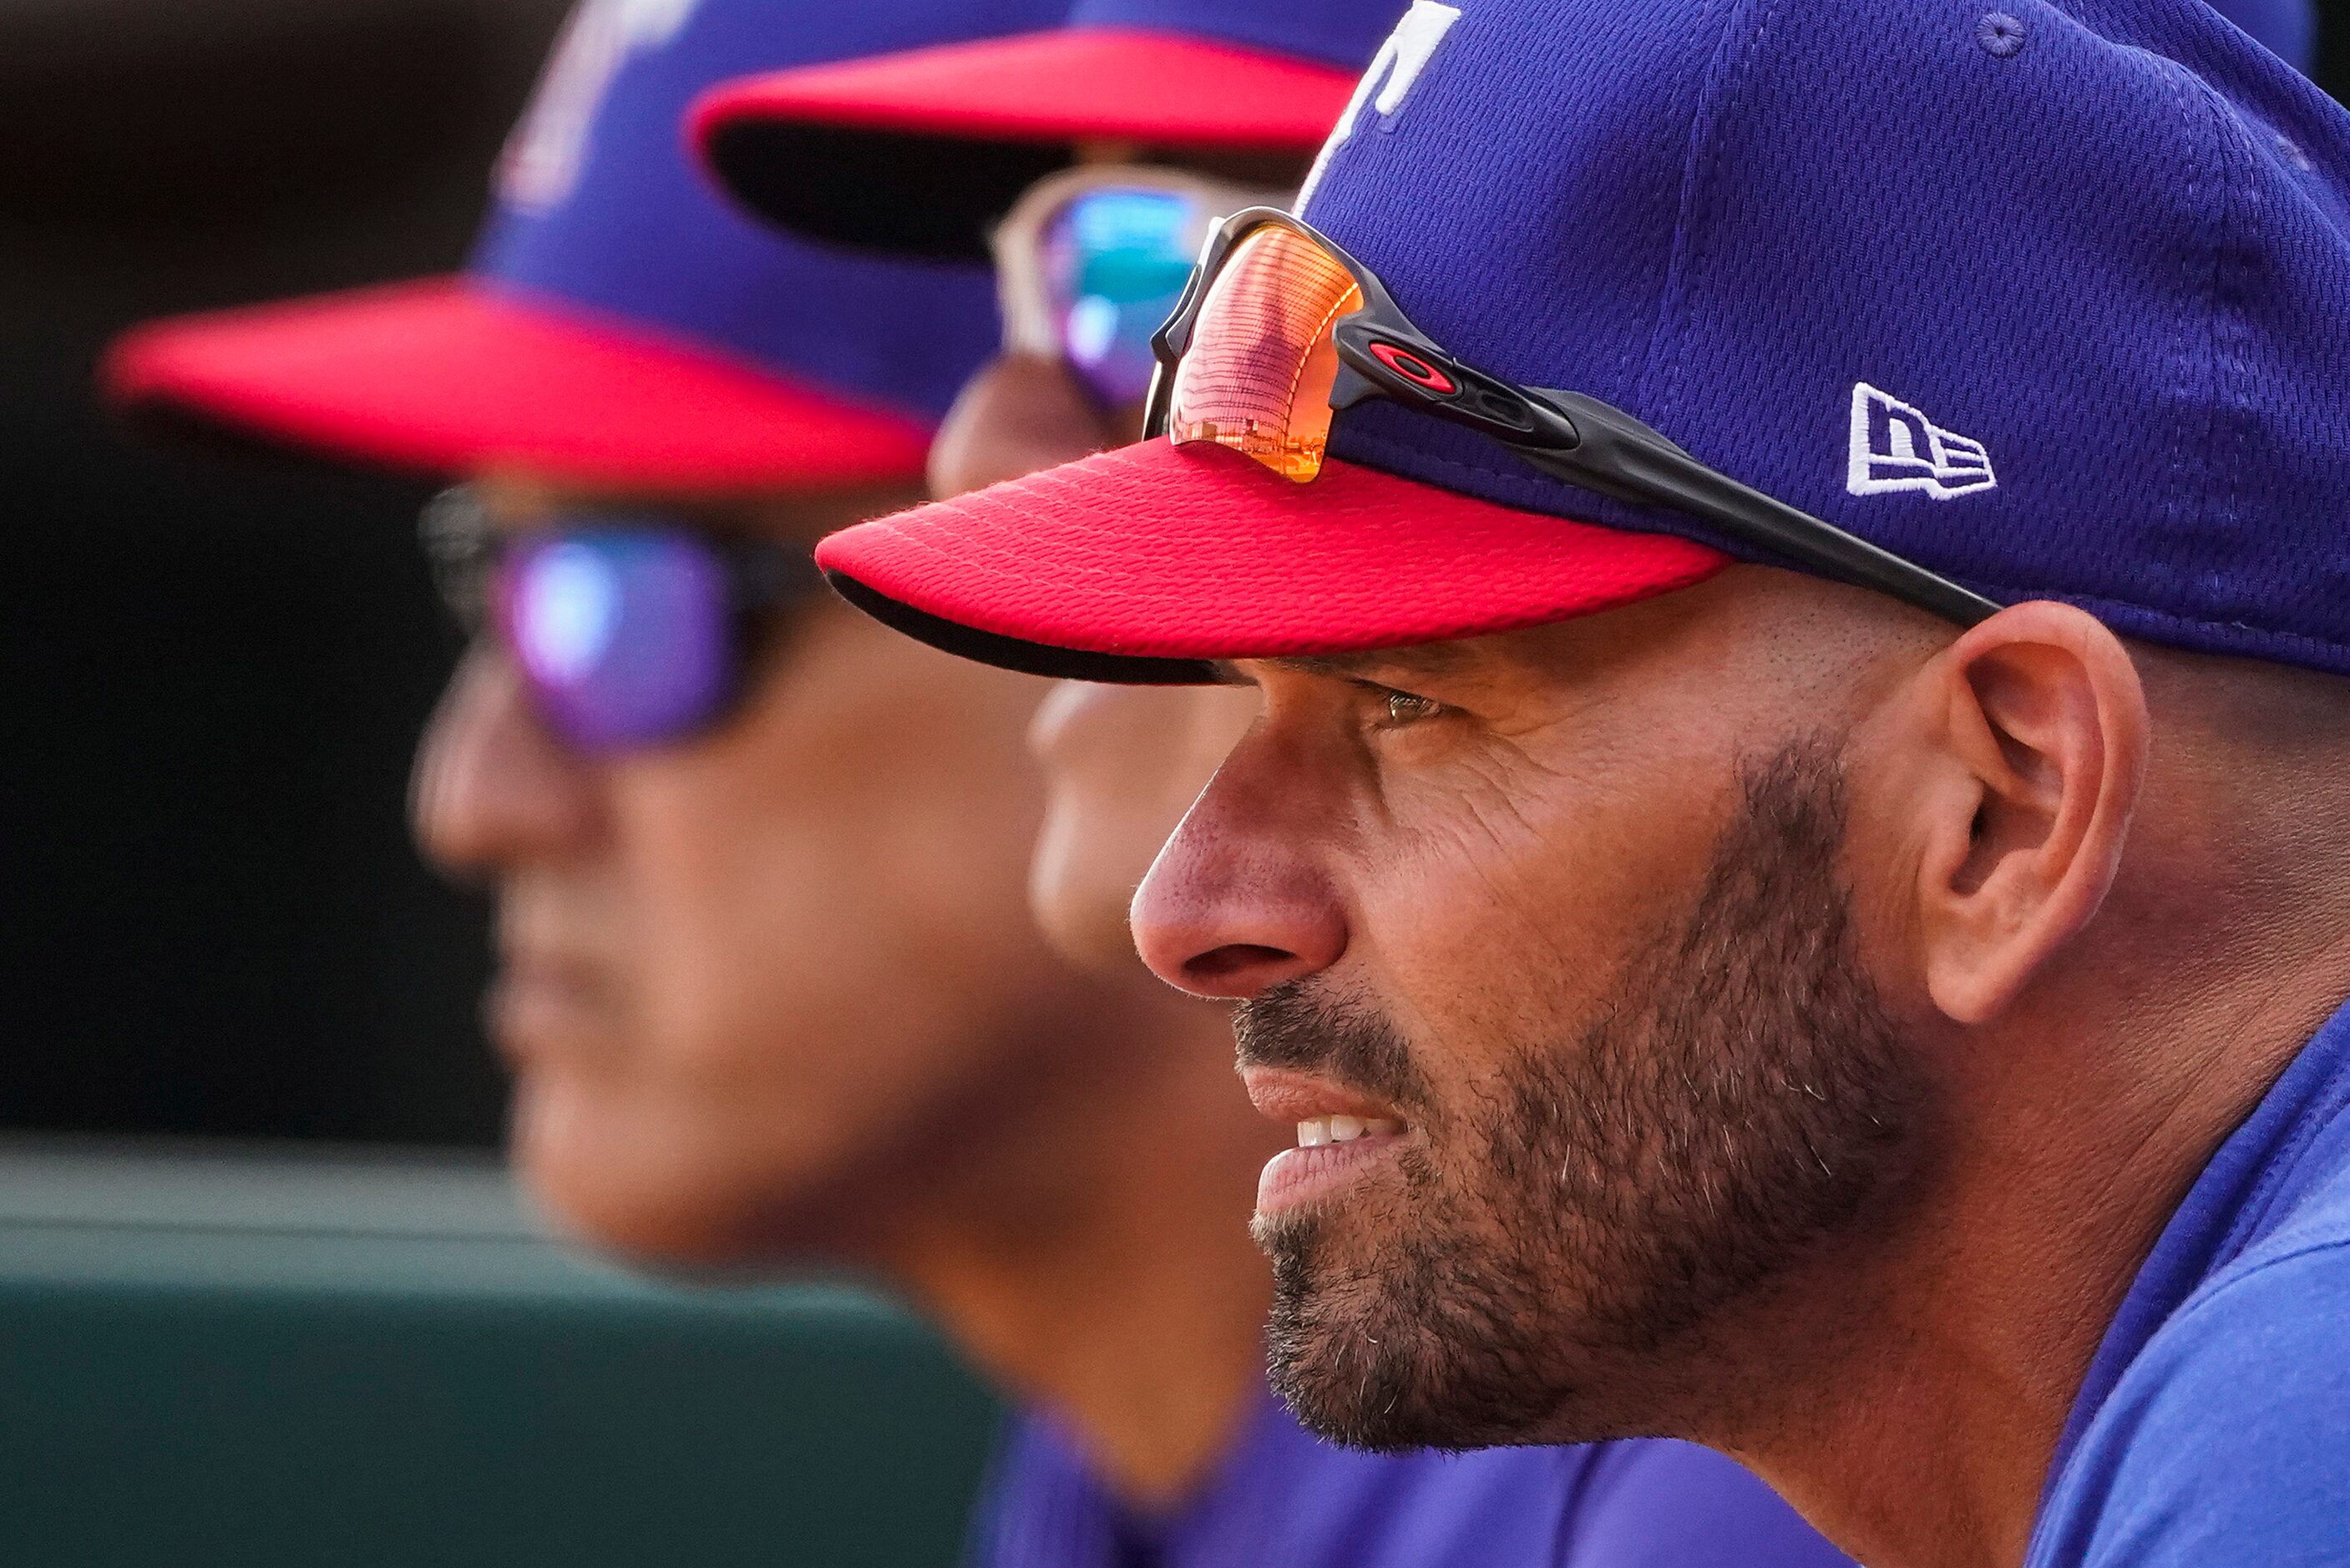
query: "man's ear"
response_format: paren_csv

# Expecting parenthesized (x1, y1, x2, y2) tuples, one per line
(1901, 601, 2149, 1024)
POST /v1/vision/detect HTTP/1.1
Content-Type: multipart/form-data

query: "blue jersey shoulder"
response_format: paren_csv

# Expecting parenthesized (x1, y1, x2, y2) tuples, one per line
(2035, 1166, 2350, 1568)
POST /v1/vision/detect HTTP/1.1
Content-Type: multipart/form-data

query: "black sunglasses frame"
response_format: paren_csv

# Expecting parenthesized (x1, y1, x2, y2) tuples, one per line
(1144, 208, 1999, 629)
(417, 487, 829, 747)
(418, 488, 825, 642)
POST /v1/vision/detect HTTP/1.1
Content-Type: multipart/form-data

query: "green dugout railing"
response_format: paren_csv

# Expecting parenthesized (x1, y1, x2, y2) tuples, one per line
(0, 1141, 1001, 1567)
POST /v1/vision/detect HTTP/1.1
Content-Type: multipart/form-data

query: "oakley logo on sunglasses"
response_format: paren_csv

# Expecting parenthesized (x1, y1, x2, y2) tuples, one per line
(1369, 341, 1458, 394)
(1297, 0, 1463, 212)
(1846, 382, 1998, 500)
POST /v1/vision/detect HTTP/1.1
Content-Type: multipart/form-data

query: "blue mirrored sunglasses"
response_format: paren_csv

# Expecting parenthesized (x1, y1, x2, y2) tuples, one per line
(995, 166, 1287, 412)
(421, 489, 823, 753)
(1046, 189, 1211, 408)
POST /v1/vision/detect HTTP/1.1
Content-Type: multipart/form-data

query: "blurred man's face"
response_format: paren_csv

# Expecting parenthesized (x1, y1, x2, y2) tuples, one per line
(929, 158, 1300, 975)
(413, 474, 1099, 1267)
(1131, 573, 1940, 1449)
(932, 351, 1259, 980)
(1026, 679, 1260, 971)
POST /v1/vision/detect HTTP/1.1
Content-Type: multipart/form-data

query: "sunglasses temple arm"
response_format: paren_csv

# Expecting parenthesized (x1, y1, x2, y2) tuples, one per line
(1517, 393, 2002, 627)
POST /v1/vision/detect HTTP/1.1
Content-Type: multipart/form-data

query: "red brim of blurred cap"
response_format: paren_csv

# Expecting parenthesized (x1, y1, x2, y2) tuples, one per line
(814, 439, 1732, 685)
(101, 277, 933, 493)
(692, 28, 1360, 151)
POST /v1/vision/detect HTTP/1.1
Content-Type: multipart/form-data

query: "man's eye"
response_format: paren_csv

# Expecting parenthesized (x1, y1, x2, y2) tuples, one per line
(1381, 690, 1443, 727)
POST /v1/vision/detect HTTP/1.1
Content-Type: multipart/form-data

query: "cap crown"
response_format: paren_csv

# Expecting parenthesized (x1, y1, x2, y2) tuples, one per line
(1306, 0, 2350, 674)
(474, 0, 1061, 422)
(1068, 0, 1409, 69)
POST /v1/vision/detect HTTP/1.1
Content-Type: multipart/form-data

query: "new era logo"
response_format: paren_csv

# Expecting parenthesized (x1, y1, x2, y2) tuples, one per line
(1846, 383, 1996, 500)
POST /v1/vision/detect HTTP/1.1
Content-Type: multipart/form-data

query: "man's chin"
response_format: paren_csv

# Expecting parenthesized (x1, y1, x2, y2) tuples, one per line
(1259, 1211, 1446, 1451)
(507, 1085, 739, 1267)
(1267, 1298, 1588, 1454)
(1259, 1206, 1633, 1454)
(514, 1149, 812, 1273)
(1264, 1305, 1478, 1454)
(507, 1081, 883, 1273)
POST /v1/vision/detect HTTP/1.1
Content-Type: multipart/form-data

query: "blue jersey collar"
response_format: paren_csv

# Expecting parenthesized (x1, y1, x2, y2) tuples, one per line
(2039, 993, 2350, 1508)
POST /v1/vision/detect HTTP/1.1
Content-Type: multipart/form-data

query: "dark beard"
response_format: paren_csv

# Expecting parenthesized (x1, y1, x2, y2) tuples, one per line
(1245, 736, 1921, 1451)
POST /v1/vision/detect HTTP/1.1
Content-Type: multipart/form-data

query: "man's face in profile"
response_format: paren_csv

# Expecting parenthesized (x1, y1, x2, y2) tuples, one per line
(1247, 738, 1917, 1449)
(1139, 575, 1943, 1449)
(411, 474, 1098, 1267)
(928, 157, 1304, 977)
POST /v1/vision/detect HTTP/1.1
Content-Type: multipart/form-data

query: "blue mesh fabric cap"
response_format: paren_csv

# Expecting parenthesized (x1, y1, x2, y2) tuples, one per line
(812, 0, 2350, 680)
(104, 0, 1061, 490)
(695, 0, 1411, 260)
(696, 0, 2307, 262)
(1301, 0, 2350, 673)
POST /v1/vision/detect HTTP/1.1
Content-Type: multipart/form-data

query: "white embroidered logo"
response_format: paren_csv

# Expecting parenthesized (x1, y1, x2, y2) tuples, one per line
(1846, 382, 1996, 499)
(499, 0, 703, 211)
(1294, 0, 1463, 215)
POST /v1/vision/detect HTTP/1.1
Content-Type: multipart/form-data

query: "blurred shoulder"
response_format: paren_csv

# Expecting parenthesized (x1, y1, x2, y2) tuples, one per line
(1566, 1439, 1852, 1568)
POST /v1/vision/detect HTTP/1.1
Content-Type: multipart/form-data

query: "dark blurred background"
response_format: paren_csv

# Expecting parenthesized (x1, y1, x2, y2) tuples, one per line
(1, 0, 575, 1146)
(4, 0, 2347, 1153)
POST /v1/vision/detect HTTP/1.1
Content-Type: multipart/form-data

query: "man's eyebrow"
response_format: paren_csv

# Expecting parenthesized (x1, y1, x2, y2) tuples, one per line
(1262, 647, 1474, 680)
(1265, 654, 1382, 679)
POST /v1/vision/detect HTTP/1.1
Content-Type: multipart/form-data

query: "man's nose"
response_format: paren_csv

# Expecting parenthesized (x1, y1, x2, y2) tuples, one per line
(410, 646, 601, 879)
(1131, 748, 1348, 999)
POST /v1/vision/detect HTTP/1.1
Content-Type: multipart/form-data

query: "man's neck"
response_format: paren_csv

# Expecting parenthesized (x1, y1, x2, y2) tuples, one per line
(1725, 939, 2350, 1568)
(874, 987, 1285, 1511)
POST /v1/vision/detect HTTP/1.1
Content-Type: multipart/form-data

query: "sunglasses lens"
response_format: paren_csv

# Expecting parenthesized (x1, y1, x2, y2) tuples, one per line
(1167, 224, 1363, 483)
(1045, 188, 1208, 409)
(496, 529, 732, 752)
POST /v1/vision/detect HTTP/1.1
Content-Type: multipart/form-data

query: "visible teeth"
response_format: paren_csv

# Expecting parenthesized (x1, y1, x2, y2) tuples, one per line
(1295, 1115, 1405, 1147)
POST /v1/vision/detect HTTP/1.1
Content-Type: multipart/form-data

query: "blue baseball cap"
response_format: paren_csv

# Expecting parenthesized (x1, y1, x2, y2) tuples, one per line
(693, 0, 2304, 260)
(104, 0, 1060, 492)
(695, 0, 1411, 261)
(812, 0, 2350, 680)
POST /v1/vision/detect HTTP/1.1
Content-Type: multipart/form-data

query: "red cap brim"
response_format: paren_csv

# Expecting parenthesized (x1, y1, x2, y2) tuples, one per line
(814, 440, 1731, 684)
(693, 28, 1360, 151)
(101, 278, 933, 493)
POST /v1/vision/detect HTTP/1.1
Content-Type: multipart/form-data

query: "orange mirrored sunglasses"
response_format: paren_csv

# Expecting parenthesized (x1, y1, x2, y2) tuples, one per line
(1141, 209, 1999, 626)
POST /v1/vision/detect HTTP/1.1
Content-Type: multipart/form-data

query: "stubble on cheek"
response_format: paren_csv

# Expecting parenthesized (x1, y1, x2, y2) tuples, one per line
(1251, 736, 1924, 1454)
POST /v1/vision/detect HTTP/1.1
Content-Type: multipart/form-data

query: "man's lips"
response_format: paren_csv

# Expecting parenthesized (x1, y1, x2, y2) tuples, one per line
(1241, 1066, 1405, 1124)
(1243, 1067, 1411, 1216)
(486, 950, 609, 1069)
